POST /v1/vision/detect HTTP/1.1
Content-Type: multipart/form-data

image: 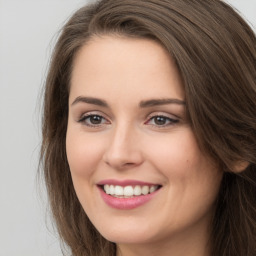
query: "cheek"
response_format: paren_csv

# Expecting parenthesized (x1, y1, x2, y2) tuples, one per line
(146, 129, 222, 223)
(66, 129, 105, 210)
(145, 128, 203, 177)
(146, 128, 222, 196)
(66, 129, 104, 178)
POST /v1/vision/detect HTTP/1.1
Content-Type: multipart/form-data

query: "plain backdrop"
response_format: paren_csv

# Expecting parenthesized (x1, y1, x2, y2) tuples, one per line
(0, 1, 255, 255)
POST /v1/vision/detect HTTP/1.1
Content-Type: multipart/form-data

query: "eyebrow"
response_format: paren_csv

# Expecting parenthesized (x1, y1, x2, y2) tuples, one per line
(71, 96, 109, 107)
(139, 98, 185, 108)
(71, 96, 185, 108)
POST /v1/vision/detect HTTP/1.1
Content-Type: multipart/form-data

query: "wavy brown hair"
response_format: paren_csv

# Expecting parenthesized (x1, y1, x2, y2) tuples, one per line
(40, 0, 256, 255)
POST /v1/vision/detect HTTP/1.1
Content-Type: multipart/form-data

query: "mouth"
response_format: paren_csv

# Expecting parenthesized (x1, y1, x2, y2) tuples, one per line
(98, 184, 162, 198)
(97, 179, 162, 209)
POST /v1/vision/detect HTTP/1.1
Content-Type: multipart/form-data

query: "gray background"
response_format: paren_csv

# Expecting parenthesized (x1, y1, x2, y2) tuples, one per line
(0, 1, 255, 255)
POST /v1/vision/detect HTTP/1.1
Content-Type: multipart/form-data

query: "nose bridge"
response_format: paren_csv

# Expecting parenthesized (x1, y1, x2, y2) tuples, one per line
(103, 121, 143, 169)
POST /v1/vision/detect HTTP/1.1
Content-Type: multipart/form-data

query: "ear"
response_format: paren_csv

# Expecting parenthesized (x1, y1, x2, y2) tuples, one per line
(232, 161, 249, 173)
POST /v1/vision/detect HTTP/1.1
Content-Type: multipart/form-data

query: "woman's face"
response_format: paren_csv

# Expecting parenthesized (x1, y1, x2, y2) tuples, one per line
(66, 36, 223, 250)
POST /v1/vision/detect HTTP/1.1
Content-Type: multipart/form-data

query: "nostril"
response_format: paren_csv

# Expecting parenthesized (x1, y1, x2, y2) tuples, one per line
(104, 157, 143, 170)
(102, 139, 144, 169)
(124, 162, 136, 166)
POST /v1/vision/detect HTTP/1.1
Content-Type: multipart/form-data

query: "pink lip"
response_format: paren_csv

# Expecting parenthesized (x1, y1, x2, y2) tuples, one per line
(97, 180, 161, 210)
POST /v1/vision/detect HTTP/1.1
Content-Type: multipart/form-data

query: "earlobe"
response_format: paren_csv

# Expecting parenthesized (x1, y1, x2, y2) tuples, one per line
(232, 161, 249, 173)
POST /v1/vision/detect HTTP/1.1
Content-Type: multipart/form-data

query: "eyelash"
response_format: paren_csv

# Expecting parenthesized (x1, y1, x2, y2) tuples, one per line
(78, 113, 110, 127)
(145, 115, 179, 127)
(78, 113, 179, 128)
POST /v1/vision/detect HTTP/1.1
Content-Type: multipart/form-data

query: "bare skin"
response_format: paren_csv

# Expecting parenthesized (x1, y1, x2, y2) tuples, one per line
(66, 36, 223, 256)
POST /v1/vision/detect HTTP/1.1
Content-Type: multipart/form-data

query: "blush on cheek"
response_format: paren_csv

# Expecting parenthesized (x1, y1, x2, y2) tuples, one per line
(67, 139, 102, 177)
(68, 154, 93, 177)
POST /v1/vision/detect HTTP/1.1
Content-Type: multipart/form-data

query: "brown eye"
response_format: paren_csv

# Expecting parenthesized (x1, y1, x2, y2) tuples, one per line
(79, 114, 110, 127)
(154, 116, 168, 125)
(146, 115, 179, 127)
(89, 115, 103, 124)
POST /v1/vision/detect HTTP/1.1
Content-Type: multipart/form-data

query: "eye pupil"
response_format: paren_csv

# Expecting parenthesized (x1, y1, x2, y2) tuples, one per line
(90, 115, 102, 124)
(154, 116, 166, 125)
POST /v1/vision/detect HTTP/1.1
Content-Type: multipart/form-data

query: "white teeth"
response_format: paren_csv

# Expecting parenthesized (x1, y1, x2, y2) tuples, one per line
(104, 184, 110, 194)
(103, 184, 159, 197)
(142, 185, 149, 195)
(109, 185, 115, 195)
(115, 185, 123, 196)
(134, 185, 142, 196)
(123, 186, 133, 196)
(150, 185, 158, 193)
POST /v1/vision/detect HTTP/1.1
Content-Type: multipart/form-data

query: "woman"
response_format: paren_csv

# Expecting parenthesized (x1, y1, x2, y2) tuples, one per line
(40, 0, 256, 255)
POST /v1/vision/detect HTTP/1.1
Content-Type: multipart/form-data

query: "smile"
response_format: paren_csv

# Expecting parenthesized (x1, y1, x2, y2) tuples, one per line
(103, 184, 159, 198)
(97, 180, 162, 210)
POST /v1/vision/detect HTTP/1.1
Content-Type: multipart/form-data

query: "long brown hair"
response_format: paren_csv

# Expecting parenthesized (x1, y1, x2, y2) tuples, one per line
(40, 0, 256, 255)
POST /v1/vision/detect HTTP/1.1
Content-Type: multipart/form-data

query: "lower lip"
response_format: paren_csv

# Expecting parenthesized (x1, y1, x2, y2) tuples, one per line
(98, 187, 160, 210)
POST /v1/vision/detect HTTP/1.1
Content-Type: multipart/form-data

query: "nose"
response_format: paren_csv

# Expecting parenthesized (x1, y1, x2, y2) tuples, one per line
(103, 124, 144, 170)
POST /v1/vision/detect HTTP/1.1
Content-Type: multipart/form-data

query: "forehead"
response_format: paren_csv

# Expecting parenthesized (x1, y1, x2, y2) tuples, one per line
(70, 35, 184, 103)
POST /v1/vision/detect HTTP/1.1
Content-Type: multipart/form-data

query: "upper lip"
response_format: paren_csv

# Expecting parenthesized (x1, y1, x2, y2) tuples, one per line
(97, 179, 161, 186)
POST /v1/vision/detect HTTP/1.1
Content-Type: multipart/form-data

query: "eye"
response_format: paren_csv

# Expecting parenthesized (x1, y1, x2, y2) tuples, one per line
(78, 114, 110, 127)
(145, 115, 179, 127)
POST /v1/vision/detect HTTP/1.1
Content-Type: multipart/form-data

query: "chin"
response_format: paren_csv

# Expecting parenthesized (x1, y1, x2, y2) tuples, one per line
(104, 233, 153, 245)
(96, 222, 157, 244)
